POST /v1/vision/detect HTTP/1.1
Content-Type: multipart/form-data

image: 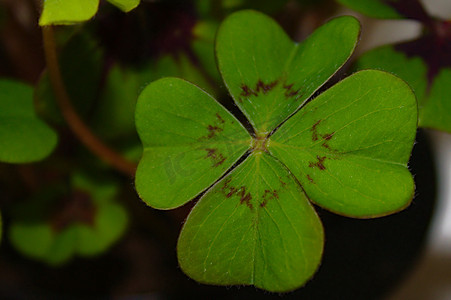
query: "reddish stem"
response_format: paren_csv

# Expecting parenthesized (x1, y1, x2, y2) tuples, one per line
(42, 26, 136, 177)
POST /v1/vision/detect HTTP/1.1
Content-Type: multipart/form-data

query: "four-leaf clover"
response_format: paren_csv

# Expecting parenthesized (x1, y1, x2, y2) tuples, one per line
(134, 10, 417, 292)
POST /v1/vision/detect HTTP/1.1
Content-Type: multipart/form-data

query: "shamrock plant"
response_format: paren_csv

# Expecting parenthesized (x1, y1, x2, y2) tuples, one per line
(135, 10, 417, 292)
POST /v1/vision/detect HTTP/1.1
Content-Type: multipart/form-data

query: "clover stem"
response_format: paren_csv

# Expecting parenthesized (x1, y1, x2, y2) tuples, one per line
(42, 26, 136, 177)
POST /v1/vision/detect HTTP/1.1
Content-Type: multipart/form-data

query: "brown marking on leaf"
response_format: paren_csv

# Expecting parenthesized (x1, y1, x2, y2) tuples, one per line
(226, 188, 237, 198)
(321, 143, 331, 150)
(238, 187, 253, 210)
(283, 82, 301, 98)
(221, 180, 253, 210)
(311, 120, 322, 141)
(288, 90, 302, 98)
(205, 148, 226, 167)
(279, 178, 287, 187)
(224, 184, 237, 198)
(215, 113, 225, 124)
(240, 84, 258, 97)
(322, 132, 335, 141)
(318, 132, 337, 151)
(205, 148, 216, 157)
(309, 155, 327, 170)
(240, 80, 279, 98)
(283, 83, 293, 90)
(260, 189, 279, 208)
(215, 157, 226, 167)
(307, 174, 315, 184)
(198, 117, 225, 141)
(207, 125, 223, 139)
(221, 178, 237, 198)
(222, 178, 232, 191)
(256, 79, 279, 94)
(312, 120, 321, 130)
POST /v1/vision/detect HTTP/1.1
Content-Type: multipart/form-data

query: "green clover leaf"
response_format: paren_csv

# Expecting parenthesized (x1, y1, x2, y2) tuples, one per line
(337, 0, 433, 20)
(270, 70, 416, 218)
(135, 10, 417, 292)
(9, 172, 128, 266)
(39, 0, 140, 26)
(337, 0, 403, 19)
(217, 11, 360, 134)
(0, 79, 57, 163)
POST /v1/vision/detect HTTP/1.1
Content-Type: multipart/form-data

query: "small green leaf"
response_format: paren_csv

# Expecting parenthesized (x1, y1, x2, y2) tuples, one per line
(107, 0, 140, 12)
(39, 0, 100, 26)
(135, 78, 251, 209)
(93, 51, 217, 142)
(39, 0, 140, 26)
(354, 46, 451, 133)
(270, 70, 416, 218)
(191, 21, 222, 85)
(71, 173, 128, 257)
(216, 10, 360, 134)
(43, 226, 78, 265)
(93, 63, 145, 140)
(74, 202, 128, 256)
(178, 151, 323, 292)
(337, 0, 402, 19)
(176, 54, 218, 97)
(353, 46, 427, 104)
(10, 223, 54, 260)
(0, 79, 57, 163)
(420, 68, 451, 131)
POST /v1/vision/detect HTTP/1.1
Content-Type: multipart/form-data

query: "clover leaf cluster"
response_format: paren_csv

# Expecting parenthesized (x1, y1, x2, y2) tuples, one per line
(9, 172, 128, 266)
(134, 10, 417, 292)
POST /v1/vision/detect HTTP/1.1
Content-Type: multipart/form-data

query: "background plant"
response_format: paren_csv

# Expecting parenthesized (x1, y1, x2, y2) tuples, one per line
(339, 0, 451, 133)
